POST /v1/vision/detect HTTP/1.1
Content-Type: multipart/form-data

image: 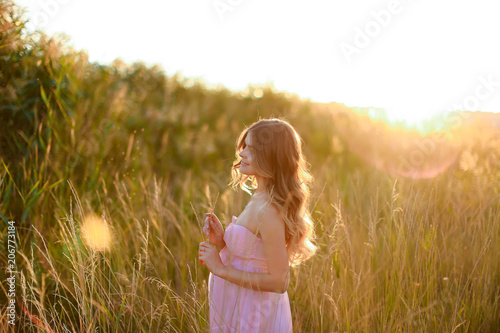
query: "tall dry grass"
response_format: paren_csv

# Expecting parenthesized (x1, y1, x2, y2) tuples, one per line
(2, 160, 498, 332)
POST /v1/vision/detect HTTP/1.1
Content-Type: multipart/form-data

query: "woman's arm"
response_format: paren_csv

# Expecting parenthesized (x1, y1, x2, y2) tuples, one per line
(216, 260, 289, 293)
(203, 204, 290, 293)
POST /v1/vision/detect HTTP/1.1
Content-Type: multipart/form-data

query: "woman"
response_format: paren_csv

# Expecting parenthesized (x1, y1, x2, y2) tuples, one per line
(199, 117, 317, 332)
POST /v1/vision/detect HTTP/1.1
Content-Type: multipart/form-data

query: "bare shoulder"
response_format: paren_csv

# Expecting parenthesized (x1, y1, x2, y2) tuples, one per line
(255, 199, 285, 237)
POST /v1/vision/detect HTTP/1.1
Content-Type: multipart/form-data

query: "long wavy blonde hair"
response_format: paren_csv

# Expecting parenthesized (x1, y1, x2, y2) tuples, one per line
(229, 117, 317, 266)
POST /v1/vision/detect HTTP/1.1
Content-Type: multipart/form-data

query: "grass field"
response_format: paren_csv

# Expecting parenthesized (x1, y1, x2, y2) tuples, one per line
(1, 1, 499, 331)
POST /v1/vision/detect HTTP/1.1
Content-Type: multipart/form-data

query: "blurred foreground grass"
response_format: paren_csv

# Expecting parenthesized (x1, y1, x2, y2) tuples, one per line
(1, 1, 499, 331)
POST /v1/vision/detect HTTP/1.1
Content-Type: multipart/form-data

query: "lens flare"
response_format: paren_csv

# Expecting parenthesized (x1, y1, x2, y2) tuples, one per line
(82, 214, 112, 251)
(334, 109, 461, 179)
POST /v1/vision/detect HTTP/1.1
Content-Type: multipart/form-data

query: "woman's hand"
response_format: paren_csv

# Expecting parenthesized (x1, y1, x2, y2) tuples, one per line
(199, 241, 226, 277)
(203, 213, 225, 250)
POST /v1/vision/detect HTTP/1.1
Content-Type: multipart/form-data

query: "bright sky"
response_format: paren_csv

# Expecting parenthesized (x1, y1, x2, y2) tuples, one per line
(16, 0, 500, 126)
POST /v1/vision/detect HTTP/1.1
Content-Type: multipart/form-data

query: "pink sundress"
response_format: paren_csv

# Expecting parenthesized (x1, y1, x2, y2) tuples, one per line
(208, 215, 293, 332)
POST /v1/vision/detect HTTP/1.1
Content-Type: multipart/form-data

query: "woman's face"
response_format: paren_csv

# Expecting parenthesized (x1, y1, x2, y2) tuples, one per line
(239, 132, 257, 175)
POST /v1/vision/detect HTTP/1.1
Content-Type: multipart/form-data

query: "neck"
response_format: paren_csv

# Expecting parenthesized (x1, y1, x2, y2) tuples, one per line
(254, 175, 267, 194)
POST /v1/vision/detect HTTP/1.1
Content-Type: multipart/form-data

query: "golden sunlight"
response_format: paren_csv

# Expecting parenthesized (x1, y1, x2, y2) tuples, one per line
(374, 105, 448, 134)
(82, 214, 112, 251)
(333, 106, 463, 179)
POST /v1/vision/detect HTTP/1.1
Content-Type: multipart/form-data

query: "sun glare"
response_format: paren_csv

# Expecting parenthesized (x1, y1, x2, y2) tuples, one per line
(365, 104, 450, 134)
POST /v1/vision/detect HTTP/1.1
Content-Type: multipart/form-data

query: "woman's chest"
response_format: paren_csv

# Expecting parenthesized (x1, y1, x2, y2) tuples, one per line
(234, 201, 265, 237)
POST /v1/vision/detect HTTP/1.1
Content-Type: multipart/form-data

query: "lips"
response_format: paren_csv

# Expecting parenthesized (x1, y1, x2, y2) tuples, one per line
(241, 161, 249, 166)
